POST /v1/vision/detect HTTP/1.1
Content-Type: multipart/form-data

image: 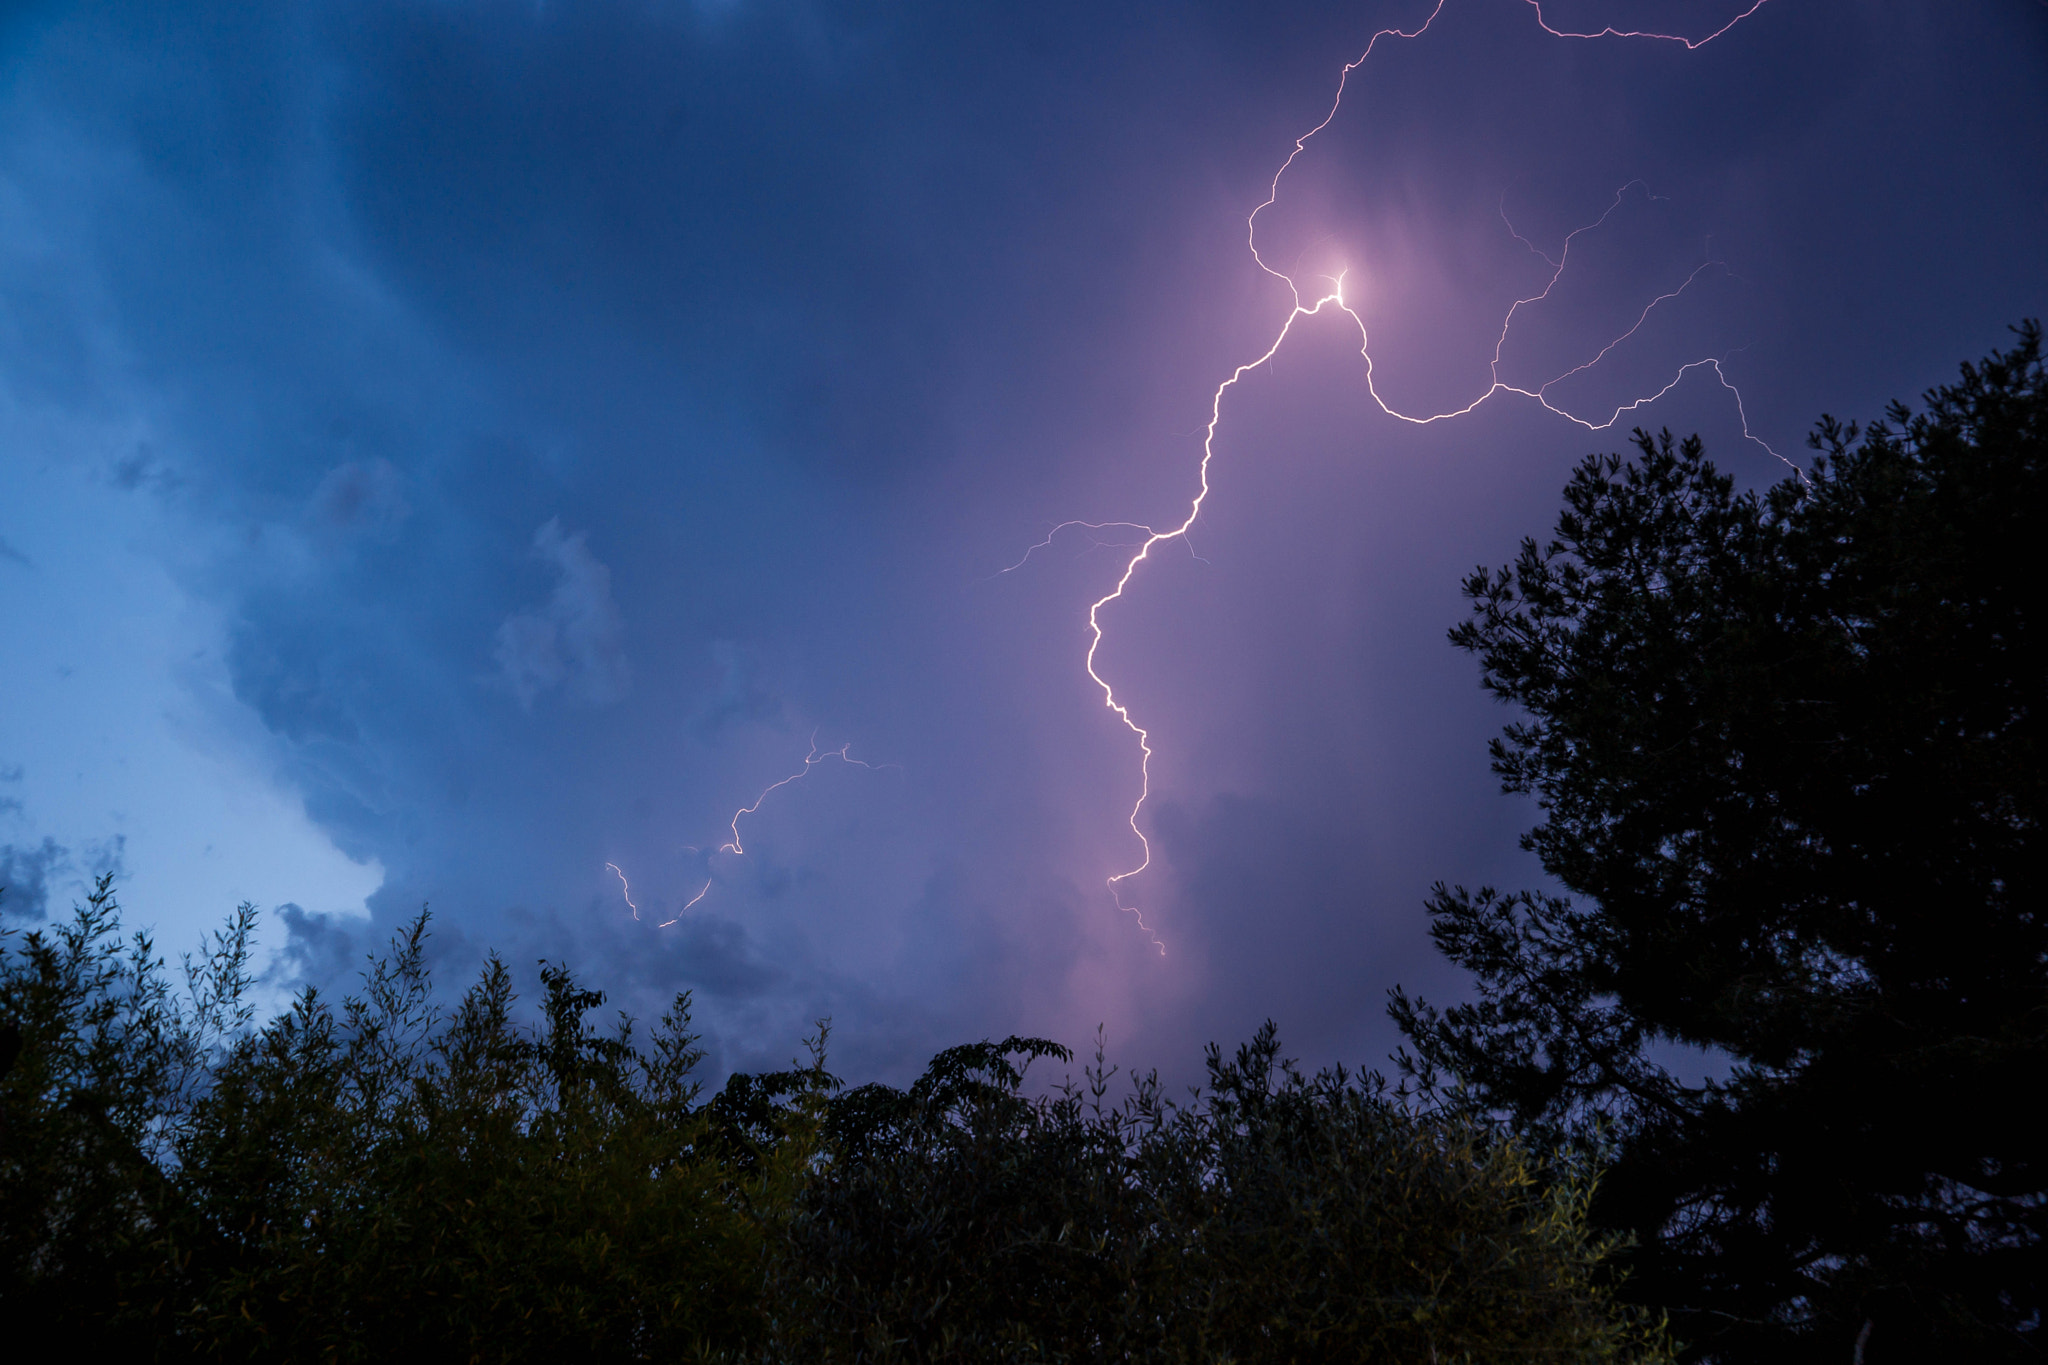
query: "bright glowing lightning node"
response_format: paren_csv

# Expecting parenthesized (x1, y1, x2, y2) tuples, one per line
(609, 736, 890, 927)
(1023, 0, 1786, 955)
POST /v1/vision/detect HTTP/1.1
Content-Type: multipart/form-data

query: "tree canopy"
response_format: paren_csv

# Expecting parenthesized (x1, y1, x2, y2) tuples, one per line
(2, 878, 1665, 1362)
(1393, 322, 2047, 1362)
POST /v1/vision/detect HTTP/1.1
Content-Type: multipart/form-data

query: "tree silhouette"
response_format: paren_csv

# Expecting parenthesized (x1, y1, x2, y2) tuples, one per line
(1394, 323, 2047, 1362)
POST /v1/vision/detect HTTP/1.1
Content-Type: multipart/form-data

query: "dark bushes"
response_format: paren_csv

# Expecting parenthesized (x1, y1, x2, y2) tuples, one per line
(775, 1030, 1665, 1363)
(2, 881, 764, 1361)
(2, 880, 1663, 1362)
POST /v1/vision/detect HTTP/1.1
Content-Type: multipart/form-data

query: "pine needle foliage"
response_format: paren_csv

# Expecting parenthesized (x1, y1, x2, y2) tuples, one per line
(1393, 323, 2048, 1361)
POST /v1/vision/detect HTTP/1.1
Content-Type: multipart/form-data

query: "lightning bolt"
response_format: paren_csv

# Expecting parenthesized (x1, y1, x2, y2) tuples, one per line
(719, 736, 885, 858)
(993, 520, 1215, 578)
(605, 861, 640, 920)
(1522, 0, 1775, 48)
(1033, 0, 1784, 952)
(609, 734, 893, 927)
(996, 521, 1158, 576)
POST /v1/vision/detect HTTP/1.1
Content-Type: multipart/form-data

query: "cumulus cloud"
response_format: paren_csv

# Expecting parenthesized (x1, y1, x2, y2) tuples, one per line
(494, 518, 630, 710)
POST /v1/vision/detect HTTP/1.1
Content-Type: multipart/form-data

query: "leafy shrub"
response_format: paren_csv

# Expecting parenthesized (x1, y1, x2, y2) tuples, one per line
(3, 879, 1662, 1363)
(773, 1028, 1668, 1364)
(2, 878, 766, 1361)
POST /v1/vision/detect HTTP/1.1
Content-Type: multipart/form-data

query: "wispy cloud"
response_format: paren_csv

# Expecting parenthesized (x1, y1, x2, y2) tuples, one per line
(495, 518, 629, 710)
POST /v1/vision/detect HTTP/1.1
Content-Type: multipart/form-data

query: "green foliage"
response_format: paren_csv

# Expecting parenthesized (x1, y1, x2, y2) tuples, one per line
(1393, 323, 2048, 1360)
(0, 873, 246, 1348)
(2, 879, 1664, 1361)
(175, 949, 764, 1359)
(2, 880, 764, 1361)
(775, 1025, 1668, 1363)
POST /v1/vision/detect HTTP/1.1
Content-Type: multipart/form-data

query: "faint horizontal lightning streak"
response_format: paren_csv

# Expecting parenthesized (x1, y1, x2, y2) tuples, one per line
(995, 521, 1159, 576)
(1523, 0, 1776, 48)
(1029, 0, 1783, 951)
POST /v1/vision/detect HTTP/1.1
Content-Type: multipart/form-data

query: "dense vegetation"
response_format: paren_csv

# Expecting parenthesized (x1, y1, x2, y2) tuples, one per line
(1394, 323, 2047, 1361)
(6, 327, 2039, 1360)
(1, 879, 1663, 1362)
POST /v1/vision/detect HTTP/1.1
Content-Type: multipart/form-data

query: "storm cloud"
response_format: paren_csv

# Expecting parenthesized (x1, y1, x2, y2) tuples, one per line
(3, 0, 2043, 1083)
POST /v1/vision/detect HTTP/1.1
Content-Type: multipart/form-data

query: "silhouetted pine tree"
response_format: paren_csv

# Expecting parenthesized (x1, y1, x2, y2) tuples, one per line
(1394, 323, 2048, 1362)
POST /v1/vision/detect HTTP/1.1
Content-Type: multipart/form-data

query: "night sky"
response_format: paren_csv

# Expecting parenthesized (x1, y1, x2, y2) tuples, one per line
(3, 0, 2043, 1083)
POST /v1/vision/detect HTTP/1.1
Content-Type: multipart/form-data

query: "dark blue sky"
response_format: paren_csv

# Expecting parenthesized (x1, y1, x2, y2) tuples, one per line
(3, 0, 2043, 1082)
